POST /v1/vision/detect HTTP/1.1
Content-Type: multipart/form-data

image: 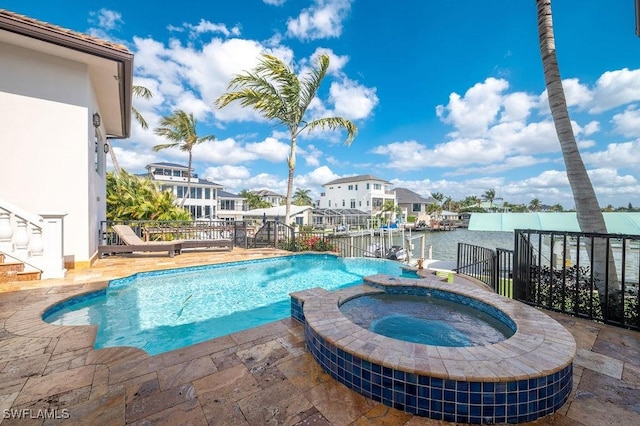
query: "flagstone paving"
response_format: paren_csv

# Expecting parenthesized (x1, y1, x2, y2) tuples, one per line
(0, 248, 638, 425)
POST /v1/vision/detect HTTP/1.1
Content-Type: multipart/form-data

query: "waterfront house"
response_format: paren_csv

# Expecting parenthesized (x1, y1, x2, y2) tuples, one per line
(217, 190, 246, 222)
(251, 189, 285, 207)
(318, 175, 396, 219)
(393, 187, 436, 224)
(0, 10, 133, 276)
(144, 162, 224, 220)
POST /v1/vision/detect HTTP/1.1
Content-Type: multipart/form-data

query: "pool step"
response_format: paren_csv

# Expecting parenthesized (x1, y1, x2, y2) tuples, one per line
(0, 253, 42, 283)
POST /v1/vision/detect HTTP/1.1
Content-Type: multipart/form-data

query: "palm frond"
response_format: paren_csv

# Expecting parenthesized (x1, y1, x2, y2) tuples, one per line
(303, 117, 358, 145)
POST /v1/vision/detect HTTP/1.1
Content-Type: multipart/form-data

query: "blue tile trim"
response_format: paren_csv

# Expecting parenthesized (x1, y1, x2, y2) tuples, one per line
(297, 283, 573, 424)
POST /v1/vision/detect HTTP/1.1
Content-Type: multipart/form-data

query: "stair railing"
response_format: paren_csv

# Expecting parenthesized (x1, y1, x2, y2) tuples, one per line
(0, 199, 66, 279)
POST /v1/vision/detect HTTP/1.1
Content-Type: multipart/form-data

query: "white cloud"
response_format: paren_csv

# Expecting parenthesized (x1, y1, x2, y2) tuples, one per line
(611, 107, 640, 138)
(179, 20, 242, 38)
(590, 68, 640, 113)
(327, 78, 379, 120)
(89, 8, 122, 31)
(436, 77, 510, 138)
(582, 140, 640, 169)
(264, 0, 287, 5)
(286, 0, 353, 40)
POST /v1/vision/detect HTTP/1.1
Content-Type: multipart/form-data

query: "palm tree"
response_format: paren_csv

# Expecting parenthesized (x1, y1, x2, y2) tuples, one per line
(378, 200, 400, 224)
(107, 85, 153, 175)
(215, 53, 357, 226)
(106, 171, 190, 221)
(528, 198, 541, 212)
(292, 188, 314, 206)
(239, 189, 272, 209)
(482, 188, 502, 211)
(536, 0, 615, 291)
(153, 110, 215, 208)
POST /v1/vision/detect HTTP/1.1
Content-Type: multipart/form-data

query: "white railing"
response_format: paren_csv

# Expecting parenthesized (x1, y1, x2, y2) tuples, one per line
(0, 199, 66, 279)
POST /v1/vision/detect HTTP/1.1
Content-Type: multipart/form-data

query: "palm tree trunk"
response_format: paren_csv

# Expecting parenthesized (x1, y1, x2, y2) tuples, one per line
(105, 139, 122, 175)
(182, 151, 192, 209)
(536, 0, 618, 292)
(285, 136, 297, 226)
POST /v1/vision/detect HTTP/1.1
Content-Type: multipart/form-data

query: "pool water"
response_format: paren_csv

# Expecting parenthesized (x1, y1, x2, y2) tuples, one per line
(43, 254, 411, 355)
(340, 293, 514, 346)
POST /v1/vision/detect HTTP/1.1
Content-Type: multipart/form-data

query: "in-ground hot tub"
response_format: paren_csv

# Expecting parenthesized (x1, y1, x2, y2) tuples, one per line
(290, 274, 576, 424)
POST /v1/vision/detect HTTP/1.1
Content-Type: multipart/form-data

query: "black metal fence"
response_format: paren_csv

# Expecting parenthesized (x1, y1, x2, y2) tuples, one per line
(456, 230, 640, 331)
(513, 229, 639, 331)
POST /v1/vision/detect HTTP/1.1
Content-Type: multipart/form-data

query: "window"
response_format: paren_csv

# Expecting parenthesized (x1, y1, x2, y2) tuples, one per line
(204, 206, 211, 218)
(295, 217, 303, 225)
(173, 170, 181, 177)
(348, 185, 353, 190)
(177, 187, 184, 198)
(205, 188, 211, 199)
(350, 199, 356, 208)
(373, 183, 381, 190)
(342, 200, 345, 207)
(413, 203, 421, 212)
(220, 200, 235, 210)
(328, 200, 331, 207)
(366, 183, 370, 189)
(355, 184, 358, 190)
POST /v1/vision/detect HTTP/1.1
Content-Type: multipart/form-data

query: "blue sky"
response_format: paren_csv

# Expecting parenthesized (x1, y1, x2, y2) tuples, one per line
(5, 0, 640, 208)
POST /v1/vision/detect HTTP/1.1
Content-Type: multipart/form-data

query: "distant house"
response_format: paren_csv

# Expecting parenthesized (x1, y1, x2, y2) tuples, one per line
(217, 190, 246, 222)
(318, 175, 396, 218)
(393, 188, 436, 223)
(251, 189, 285, 207)
(243, 205, 313, 227)
(144, 163, 223, 220)
(0, 10, 133, 276)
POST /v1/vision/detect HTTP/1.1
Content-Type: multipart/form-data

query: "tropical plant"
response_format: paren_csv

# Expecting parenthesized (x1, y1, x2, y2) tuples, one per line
(292, 188, 314, 206)
(215, 53, 357, 225)
(528, 198, 541, 212)
(536, 0, 616, 292)
(106, 171, 191, 221)
(378, 200, 400, 224)
(239, 189, 272, 209)
(482, 189, 496, 211)
(153, 110, 215, 208)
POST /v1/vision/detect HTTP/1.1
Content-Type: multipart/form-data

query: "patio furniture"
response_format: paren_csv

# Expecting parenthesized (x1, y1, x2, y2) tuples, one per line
(98, 225, 183, 258)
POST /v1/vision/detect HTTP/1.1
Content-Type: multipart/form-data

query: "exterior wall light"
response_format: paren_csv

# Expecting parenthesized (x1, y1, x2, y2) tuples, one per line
(103, 143, 109, 154)
(93, 112, 101, 128)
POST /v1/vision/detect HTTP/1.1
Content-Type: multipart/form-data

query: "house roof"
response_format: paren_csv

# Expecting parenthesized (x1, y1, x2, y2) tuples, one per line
(0, 9, 133, 138)
(469, 212, 640, 234)
(251, 189, 284, 197)
(394, 187, 435, 204)
(323, 174, 390, 186)
(147, 162, 189, 170)
(218, 190, 243, 199)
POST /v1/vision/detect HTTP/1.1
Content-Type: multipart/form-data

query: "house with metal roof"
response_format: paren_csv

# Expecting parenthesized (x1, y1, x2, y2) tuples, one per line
(0, 9, 133, 276)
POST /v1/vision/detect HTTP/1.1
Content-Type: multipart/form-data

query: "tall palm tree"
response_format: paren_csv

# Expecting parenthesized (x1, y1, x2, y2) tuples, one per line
(292, 188, 314, 206)
(482, 189, 496, 211)
(215, 53, 357, 226)
(153, 110, 215, 208)
(536, 0, 615, 290)
(528, 198, 541, 212)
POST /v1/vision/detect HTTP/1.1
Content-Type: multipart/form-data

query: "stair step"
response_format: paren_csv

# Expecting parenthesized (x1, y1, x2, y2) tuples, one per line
(0, 262, 24, 273)
(0, 269, 42, 283)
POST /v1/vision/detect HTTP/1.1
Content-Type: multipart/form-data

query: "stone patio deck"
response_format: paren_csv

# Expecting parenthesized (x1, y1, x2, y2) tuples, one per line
(0, 248, 638, 425)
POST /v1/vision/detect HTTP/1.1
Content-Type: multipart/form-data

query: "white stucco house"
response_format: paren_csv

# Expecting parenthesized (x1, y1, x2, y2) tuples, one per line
(0, 10, 133, 276)
(317, 175, 397, 217)
(143, 162, 225, 220)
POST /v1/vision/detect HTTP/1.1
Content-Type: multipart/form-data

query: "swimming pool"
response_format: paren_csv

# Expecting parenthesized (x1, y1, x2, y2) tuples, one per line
(43, 254, 410, 355)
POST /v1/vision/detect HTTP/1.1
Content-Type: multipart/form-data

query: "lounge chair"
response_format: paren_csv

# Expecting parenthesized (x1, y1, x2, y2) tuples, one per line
(98, 225, 183, 258)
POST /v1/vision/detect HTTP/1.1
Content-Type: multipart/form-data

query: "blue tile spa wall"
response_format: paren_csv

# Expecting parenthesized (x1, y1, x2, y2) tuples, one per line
(305, 324, 572, 424)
